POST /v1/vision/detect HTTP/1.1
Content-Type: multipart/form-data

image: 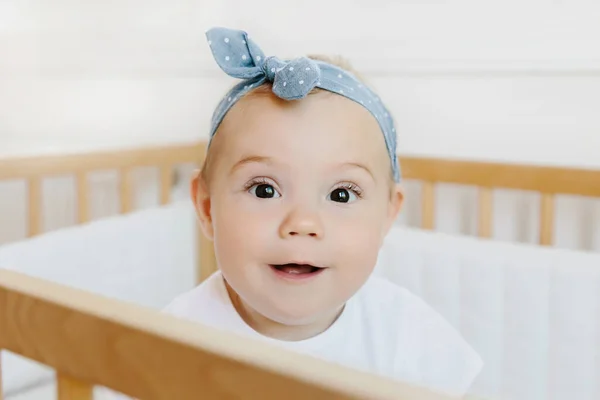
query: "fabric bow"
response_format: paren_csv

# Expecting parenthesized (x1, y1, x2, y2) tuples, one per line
(206, 27, 321, 100)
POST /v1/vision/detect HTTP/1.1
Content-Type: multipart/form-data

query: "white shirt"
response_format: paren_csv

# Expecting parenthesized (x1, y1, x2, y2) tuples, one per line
(163, 271, 483, 397)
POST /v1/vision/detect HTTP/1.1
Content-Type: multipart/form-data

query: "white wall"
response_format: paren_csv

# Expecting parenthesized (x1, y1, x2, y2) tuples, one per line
(2, 1, 599, 162)
(0, 0, 598, 249)
(0, 0, 234, 156)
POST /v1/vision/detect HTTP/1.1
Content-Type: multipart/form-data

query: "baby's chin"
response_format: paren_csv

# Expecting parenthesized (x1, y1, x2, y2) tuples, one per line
(240, 285, 350, 333)
(258, 299, 343, 326)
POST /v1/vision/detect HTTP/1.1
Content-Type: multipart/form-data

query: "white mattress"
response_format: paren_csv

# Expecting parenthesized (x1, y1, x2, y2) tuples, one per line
(373, 227, 600, 400)
(0, 200, 198, 395)
(5, 381, 55, 400)
(5, 381, 123, 400)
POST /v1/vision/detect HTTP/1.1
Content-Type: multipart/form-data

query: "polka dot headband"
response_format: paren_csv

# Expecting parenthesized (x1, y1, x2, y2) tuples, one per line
(205, 27, 401, 182)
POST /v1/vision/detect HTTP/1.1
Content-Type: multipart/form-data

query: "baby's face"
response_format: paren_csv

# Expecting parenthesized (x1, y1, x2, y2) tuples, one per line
(196, 89, 402, 327)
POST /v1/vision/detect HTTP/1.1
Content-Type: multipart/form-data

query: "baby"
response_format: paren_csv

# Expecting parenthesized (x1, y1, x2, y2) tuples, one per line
(161, 27, 484, 397)
(105, 27, 483, 399)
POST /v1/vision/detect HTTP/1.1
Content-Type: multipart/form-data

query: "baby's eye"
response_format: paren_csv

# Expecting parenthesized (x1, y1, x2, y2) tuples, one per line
(250, 183, 280, 199)
(329, 187, 358, 203)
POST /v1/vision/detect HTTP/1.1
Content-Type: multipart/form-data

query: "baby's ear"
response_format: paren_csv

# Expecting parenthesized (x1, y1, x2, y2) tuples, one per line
(385, 183, 404, 232)
(190, 170, 214, 241)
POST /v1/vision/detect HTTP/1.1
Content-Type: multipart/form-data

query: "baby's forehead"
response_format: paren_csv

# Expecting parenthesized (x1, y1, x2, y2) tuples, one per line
(213, 92, 390, 171)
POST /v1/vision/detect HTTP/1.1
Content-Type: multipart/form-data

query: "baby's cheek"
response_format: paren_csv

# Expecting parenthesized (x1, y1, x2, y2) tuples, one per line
(334, 220, 382, 264)
(215, 208, 273, 255)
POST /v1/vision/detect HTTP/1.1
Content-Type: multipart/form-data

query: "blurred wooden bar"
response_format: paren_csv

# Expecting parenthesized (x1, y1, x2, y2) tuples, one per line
(539, 193, 555, 246)
(27, 177, 42, 237)
(57, 374, 93, 400)
(159, 164, 173, 205)
(76, 172, 89, 224)
(421, 182, 435, 230)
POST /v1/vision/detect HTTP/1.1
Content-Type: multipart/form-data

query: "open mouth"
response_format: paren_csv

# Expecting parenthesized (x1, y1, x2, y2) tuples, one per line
(269, 263, 324, 276)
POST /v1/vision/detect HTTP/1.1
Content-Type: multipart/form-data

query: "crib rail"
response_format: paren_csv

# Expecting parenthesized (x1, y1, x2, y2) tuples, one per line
(0, 143, 205, 236)
(2, 141, 598, 257)
(0, 270, 455, 400)
(403, 156, 600, 246)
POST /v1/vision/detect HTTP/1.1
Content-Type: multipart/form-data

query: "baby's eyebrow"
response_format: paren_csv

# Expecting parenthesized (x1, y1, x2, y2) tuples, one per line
(339, 162, 375, 181)
(229, 155, 272, 175)
(229, 156, 374, 180)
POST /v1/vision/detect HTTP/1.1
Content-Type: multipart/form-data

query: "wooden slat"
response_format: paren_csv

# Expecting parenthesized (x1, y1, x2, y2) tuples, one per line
(57, 374, 93, 400)
(76, 172, 89, 224)
(198, 228, 218, 284)
(0, 270, 451, 400)
(421, 182, 435, 230)
(0, 143, 204, 180)
(159, 165, 173, 205)
(27, 177, 42, 237)
(478, 188, 493, 238)
(120, 168, 132, 214)
(539, 193, 555, 246)
(401, 157, 600, 198)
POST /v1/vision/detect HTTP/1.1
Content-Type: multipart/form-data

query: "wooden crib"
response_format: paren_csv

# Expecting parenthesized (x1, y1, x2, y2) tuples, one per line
(1, 141, 599, 399)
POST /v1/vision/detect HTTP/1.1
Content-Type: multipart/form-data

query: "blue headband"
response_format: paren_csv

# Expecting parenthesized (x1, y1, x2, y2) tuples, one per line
(205, 27, 401, 182)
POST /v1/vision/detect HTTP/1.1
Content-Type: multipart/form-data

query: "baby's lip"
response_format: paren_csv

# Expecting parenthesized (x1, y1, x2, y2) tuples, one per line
(270, 261, 327, 269)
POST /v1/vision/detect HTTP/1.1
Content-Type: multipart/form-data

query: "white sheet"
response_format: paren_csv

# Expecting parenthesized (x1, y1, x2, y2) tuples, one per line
(0, 200, 198, 395)
(373, 227, 600, 400)
(5, 380, 55, 400)
(5, 380, 121, 400)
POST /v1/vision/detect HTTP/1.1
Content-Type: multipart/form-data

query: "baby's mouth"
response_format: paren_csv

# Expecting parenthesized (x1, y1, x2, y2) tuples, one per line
(270, 263, 324, 275)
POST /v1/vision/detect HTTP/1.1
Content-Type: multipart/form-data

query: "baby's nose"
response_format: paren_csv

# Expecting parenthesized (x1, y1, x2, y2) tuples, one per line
(279, 209, 324, 239)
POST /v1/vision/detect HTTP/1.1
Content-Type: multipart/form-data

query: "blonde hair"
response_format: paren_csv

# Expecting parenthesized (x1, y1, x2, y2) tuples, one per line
(200, 55, 369, 185)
